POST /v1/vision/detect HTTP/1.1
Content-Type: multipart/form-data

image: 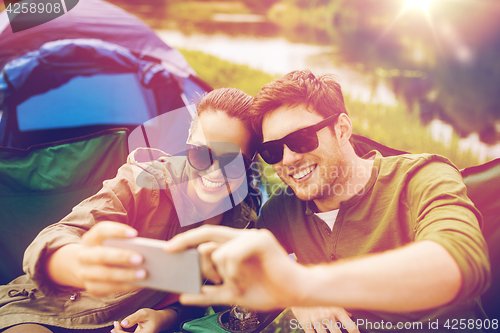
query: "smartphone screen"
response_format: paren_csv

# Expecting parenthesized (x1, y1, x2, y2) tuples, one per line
(103, 237, 202, 294)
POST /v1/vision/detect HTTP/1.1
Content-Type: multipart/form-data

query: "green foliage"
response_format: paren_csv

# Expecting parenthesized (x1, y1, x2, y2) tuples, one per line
(346, 98, 481, 169)
(179, 49, 278, 97)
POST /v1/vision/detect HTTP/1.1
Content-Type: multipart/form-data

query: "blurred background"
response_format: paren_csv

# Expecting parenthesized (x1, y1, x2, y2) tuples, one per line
(102, 0, 500, 170)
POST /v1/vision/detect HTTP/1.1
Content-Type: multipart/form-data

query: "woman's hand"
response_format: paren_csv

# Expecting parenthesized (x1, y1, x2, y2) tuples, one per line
(111, 308, 179, 333)
(45, 221, 147, 296)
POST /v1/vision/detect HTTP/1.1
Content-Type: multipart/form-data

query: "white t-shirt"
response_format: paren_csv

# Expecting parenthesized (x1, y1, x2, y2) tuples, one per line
(315, 209, 339, 231)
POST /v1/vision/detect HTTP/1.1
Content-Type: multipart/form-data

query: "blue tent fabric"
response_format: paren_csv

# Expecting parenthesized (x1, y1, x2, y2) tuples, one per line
(0, 39, 166, 104)
(0, 0, 212, 149)
(0, 38, 207, 149)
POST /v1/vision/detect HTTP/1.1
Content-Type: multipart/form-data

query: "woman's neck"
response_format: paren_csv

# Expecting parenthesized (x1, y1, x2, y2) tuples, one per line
(203, 214, 224, 225)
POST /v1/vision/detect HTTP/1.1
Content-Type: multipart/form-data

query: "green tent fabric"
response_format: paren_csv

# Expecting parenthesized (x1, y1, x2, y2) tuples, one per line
(181, 309, 283, 333)
(0, 128, 129, 284)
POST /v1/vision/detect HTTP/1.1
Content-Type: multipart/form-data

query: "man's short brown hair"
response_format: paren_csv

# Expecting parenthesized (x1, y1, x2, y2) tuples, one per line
(251, 70, 348, 136)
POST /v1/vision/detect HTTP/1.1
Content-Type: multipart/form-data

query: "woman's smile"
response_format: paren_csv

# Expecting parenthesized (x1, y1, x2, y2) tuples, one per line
(200, 175, 226, 191)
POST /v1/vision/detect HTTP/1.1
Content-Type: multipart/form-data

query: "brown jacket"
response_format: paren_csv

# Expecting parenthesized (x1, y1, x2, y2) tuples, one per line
(0, 148, 257, 329)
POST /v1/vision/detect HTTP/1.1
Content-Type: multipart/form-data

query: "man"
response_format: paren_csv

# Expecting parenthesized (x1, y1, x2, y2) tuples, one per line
(166, 70, 492, 333)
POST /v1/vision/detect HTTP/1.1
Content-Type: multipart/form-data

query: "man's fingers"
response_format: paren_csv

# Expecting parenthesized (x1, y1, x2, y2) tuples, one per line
(82, 222, 137, 246)
(78, 246, 143, 267)
(209, 230, 272, 285)
(301, 325, 316, 333)
(291, 307, 359, 333)
(291, 309, 314, 333)
(164, 225, 242, 253)
(333, 311, 359, 333)
(317, 323, 330, 333)
(212, 229, 281, 266)
(341, 318, 359, 333)
(197, 242, 222, 284)
(346, 324, 360, 333)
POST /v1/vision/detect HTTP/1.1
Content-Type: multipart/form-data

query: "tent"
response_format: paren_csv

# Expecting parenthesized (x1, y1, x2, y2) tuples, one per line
(0, 0, 212, 280)
(0, 0, 211, 149)
(0, 0, 195, 79)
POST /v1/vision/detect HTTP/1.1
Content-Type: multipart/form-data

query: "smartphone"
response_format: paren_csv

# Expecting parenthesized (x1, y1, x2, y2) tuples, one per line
(103, 237, 201, 294)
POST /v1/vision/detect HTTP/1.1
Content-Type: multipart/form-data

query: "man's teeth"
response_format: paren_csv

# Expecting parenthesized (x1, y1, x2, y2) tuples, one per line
(202, 177, 225, 189)
(292, 165, 315, 179)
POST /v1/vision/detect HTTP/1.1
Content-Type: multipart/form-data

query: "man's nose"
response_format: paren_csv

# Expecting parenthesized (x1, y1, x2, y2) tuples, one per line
(281, 144, 303, 166)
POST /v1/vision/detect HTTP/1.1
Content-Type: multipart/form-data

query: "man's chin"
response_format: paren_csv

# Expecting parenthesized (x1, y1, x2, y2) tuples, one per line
(288, 184, 322, 202)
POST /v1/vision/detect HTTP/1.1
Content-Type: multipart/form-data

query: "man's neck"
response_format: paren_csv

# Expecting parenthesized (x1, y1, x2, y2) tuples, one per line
(314, 156, 375, 212)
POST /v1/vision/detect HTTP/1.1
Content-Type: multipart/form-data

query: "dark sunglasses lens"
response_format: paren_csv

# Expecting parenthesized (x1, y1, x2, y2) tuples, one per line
(219, 153, 246, 178)
(287, 130, 319, 153)
(260, 130, 320, 164)
(259, 143, 284, 165)
(187, 147, 212, 170)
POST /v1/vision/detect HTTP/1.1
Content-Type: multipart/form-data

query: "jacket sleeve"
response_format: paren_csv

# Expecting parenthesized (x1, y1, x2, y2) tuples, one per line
(23, 162, 158, 294)
(256, 185, 294, 254)
(406, 160, 491, 303)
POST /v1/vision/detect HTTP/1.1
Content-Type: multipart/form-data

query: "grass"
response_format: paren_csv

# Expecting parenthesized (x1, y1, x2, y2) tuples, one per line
(180, 48, 482, 169)
(180, 49, 278, 97)
(346, 99, 481, 169)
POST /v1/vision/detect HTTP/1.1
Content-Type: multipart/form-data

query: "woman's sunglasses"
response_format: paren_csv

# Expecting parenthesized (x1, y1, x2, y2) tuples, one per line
(257, 114, 338, 165)
(186, 142, 253, 179)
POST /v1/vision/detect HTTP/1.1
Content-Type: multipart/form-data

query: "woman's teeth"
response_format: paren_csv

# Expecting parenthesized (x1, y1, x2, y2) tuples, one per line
(202, 177, 225, 189)
(292, 165, 315, 180)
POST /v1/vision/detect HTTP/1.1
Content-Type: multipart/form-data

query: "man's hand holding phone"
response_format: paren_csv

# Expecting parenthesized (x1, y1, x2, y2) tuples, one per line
(164, 225, 304, 311)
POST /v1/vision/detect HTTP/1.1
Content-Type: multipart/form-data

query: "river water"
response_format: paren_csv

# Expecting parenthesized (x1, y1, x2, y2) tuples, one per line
(157, 29, 500, 162)
(157, 30, 398, 105)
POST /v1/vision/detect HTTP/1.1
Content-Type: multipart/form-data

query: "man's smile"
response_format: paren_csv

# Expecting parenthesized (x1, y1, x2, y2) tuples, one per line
(290, 164, 317, 182)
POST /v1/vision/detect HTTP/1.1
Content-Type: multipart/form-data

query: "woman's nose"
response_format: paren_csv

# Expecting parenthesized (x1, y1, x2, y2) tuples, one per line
(206, 160, 224, 178)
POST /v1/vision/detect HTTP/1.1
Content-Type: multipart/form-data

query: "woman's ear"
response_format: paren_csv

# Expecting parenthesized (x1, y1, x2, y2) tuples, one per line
(335, 113, 352, 147)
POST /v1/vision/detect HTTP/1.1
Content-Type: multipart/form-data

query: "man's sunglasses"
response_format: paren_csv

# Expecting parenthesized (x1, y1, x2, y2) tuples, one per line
(257, 114, 338, 165)
(186, 142, 253, 179)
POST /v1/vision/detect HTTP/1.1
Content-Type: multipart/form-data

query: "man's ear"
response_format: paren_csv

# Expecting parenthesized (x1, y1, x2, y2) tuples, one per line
(335, 113, 352, 147)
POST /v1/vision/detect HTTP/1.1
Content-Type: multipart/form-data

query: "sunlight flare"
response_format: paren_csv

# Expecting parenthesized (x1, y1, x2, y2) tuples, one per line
(403, 0, 435, 12)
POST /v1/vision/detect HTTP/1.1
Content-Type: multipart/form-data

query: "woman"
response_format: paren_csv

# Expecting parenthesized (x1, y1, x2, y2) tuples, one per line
(0, 88, 260, 333)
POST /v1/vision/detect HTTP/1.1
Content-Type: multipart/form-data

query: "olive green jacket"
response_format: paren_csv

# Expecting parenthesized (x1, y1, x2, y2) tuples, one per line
(257, 151, 491, 332)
